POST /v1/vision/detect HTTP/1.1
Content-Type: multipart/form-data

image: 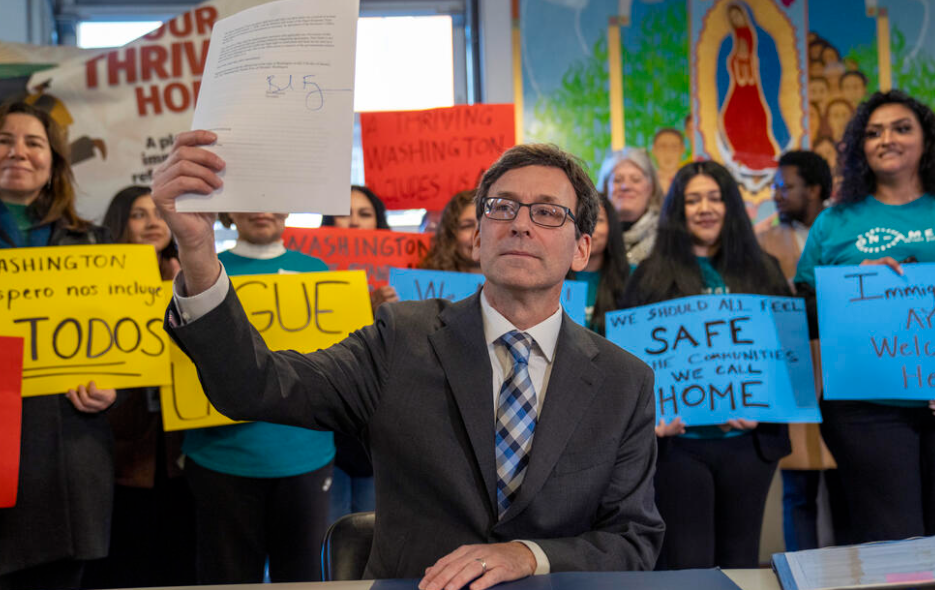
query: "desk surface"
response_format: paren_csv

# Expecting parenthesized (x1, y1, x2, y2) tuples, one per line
(125, 569, 780, 590)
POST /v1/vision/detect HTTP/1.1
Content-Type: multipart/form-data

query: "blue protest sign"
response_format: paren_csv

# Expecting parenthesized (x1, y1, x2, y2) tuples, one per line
(816, 263, 935, 401)
(389, 268, 588, 326)
(605, 294, 820, 426)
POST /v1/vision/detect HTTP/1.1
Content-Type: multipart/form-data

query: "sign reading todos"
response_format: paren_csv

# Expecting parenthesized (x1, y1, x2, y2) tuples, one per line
(606, 294, 820, 426)
(160, 270, 372, 431)
(0, 245, 170, 396)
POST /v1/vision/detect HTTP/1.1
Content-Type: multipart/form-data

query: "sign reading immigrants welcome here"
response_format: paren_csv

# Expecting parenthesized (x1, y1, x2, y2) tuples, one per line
(606, 294, 820, 426)
(0, 245, 170, 396)
(817, 263, 935, 401)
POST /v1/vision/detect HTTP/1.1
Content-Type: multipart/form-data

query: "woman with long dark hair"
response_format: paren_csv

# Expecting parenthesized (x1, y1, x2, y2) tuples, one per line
(795, 90, 935, 543)
(623, 160, 791, 569)
(418, 189, 480, 273)
(567, 195, 629, 334)
(0, 102, 117, 589)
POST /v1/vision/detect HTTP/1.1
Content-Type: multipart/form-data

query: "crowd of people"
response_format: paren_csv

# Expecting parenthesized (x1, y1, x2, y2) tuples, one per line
(1, 86, 934, 590)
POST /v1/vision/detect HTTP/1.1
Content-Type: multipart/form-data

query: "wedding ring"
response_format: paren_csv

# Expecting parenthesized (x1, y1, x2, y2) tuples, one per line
(475, 558, 487, 574)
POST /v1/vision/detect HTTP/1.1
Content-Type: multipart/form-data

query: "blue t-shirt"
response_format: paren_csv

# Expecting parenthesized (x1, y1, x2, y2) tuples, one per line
(182, 248, 336, 477)
(795, 194, 935, 406)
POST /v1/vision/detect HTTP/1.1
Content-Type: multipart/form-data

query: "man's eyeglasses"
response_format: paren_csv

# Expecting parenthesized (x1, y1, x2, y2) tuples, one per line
(482, 197, 576, 228)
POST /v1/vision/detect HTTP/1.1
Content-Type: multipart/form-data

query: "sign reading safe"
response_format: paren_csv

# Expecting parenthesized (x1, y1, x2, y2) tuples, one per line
(605, 294, 820, 425)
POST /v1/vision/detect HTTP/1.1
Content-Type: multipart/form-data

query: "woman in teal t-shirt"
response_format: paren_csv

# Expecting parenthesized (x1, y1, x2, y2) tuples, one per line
(794, 90, 935, 543)
(567, 195, 630, 334)
(622, 161, 792, 569)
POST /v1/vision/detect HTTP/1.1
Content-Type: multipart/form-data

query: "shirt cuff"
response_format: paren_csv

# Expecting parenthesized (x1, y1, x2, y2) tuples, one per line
(172, 264, 230, 324)
(515, 540, 550, 575)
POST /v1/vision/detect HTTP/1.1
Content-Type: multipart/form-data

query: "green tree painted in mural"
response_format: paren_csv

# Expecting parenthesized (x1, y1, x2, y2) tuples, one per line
(622, 0, 690, 154)
(530, 35, 611, 179)
(890, 26, 935, 109)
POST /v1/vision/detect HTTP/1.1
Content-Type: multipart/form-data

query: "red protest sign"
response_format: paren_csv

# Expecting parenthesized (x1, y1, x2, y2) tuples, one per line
(361, 104, 515, 211)
(0, 336, 24, 508)
(282, 227, 433, 288)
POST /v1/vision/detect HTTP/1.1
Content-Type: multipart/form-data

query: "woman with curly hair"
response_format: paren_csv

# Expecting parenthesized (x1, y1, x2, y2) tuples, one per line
(418, 189, 480, 273)
(794, 89, 935, 542)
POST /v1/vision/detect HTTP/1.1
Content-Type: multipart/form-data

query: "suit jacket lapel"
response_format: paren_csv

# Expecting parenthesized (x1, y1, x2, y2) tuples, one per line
(429, 292, 499, 516)
(498, 315, 603, 525)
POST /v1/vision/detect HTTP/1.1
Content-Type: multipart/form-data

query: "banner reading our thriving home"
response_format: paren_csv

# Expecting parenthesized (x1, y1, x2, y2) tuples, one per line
(2, 0, 272, 222)
(360, 104, 515, 211)
(160, 271, 372, 431)
(0, 336, 23, 508)
(605, 294, 820, 426)
(282, 227, 432, 288)
(389, 267, 589, 327)
(0, 245, 170, 396)
(817, 263, 935, 401)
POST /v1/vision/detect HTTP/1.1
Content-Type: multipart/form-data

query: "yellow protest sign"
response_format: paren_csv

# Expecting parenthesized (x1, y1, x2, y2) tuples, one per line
(160, 270, 373, 431)
(0, 244, 171, 396)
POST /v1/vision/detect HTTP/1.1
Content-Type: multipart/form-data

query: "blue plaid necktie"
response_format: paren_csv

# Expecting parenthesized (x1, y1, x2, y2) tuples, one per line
(495, 330, 538, 517)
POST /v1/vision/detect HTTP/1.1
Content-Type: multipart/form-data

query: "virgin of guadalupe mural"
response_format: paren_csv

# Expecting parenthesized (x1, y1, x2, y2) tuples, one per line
(718, 4, 780, 172)
(692, 0, 807, 201)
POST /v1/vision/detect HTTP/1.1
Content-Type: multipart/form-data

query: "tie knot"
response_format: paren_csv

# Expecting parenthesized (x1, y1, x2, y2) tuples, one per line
(498, 330, 532, 366)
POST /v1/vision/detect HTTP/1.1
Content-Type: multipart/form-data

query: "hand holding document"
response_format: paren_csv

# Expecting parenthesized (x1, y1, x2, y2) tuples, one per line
(177, 0, 359, 214)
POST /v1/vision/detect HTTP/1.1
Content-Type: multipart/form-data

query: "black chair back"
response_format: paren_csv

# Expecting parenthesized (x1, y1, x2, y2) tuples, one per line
(321, 511, 376, 581)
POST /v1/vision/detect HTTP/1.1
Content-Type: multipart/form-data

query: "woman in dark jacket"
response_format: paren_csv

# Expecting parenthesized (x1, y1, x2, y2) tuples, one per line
(622, 160, 791, 570)
(0, 102, 117, 589)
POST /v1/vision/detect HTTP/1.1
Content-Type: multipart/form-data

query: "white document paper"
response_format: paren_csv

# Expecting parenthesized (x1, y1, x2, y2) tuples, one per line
(177, 0, 359, 214)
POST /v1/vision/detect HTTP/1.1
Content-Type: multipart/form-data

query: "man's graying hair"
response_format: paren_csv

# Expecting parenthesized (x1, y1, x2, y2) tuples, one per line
(474, 143, 600, 237)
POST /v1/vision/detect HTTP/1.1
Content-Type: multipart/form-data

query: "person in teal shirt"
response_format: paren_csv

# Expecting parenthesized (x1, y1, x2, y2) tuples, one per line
(566, 196, 629, 334)
(622, 161, 791, 569)
(183, 211, 335, 583)
(794, 90, 935, 544)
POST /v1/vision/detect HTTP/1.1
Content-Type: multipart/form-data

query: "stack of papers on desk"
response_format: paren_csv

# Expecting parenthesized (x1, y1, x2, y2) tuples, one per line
(772, 536, 935, 590)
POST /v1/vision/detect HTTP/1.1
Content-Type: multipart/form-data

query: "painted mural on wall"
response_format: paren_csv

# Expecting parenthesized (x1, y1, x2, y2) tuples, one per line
(691, 0, 807, 205)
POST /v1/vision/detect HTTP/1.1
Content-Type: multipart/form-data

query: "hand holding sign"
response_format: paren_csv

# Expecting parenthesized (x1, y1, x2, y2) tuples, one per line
(65, 381, 117, 413)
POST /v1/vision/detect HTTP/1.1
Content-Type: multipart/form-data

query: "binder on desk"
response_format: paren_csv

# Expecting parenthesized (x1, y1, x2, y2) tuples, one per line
(771, 536, 935, 590)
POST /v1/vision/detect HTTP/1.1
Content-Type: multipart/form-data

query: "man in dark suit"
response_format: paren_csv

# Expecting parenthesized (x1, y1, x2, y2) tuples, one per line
(153, 135, 664, 590)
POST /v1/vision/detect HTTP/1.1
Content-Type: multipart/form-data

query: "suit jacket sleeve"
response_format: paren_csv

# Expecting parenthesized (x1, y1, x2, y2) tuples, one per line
(532, 365, 664, 571)
(166, 278, 390, 437)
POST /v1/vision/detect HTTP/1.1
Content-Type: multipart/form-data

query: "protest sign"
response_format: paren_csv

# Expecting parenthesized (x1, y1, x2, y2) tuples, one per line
(0, 245, 170, 396)
(388, 267, 588, 326)
(282, 227, 432, 288)
(160, 270, 372, 430)
(0, 336, 23, 508)
(361, 104, 515, 211)
(605, 294, 820, 426)
(1, 0, 273, 222)
(817, 263, 935, 400)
